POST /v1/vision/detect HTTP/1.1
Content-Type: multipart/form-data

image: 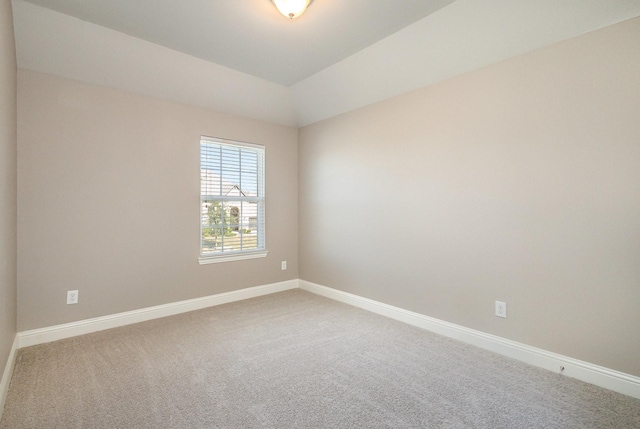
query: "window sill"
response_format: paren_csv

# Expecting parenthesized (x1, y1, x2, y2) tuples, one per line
(198, 250, 268, 265)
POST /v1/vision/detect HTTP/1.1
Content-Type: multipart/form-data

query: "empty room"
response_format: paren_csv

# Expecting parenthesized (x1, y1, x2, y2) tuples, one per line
(1, 0, 640, 427)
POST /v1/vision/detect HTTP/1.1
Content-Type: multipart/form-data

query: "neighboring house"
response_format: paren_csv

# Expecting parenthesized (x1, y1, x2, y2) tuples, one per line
(200, 170, 258, 232)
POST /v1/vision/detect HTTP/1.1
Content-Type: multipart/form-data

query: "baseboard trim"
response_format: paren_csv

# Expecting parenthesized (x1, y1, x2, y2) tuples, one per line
(299, 279, 640, 400)
(18, 280, 298, 348)
(0, 335, 19, 418)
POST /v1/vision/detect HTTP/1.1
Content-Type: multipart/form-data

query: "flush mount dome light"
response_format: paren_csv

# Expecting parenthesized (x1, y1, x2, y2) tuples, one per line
(271, 0, 313, 19)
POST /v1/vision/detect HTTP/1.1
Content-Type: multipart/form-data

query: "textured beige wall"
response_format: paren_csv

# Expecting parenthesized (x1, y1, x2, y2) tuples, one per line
(17, 70, 298, 331)
(0, 0, 17, 371)
(299, 18, 640, 377)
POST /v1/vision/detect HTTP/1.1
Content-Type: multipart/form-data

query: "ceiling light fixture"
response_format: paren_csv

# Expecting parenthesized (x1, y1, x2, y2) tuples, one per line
(271, 0, 313, 19)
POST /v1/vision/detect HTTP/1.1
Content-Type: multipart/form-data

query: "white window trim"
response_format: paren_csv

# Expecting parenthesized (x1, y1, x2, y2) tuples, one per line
(198, 250, 269, 265)
(199, 136, 266, 263)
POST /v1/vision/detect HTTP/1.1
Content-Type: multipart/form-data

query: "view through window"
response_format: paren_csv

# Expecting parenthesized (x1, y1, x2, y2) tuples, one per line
(200, 137, 265, 259)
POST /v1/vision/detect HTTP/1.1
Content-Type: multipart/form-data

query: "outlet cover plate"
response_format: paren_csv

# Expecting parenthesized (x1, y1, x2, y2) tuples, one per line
(495, 301, 506, 318)
(67, 290, 79, 305)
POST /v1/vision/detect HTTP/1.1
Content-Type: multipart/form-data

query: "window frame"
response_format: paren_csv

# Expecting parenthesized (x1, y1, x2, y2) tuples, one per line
(198, 136, 267, 265)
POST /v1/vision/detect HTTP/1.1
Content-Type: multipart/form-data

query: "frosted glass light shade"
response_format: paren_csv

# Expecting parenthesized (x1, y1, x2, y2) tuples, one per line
(271, 0, 312, 19)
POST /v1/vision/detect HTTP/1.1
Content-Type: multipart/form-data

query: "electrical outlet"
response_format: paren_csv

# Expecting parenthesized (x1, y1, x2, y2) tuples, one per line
(281, 261, 287, 270)
(67, 290, 79, 305)
(495, 301, 506, 318)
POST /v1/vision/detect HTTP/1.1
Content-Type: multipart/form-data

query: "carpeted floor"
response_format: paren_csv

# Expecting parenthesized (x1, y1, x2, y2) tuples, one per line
(1, 289, 639, 428)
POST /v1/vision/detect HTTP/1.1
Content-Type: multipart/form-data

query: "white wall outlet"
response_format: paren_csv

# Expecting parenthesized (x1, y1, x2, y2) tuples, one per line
(495, 301, 507, 318)
(67, 290, 79, 305)
(281, 261, 287, 270)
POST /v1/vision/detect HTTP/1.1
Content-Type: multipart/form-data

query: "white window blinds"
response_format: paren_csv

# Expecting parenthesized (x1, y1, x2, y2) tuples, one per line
(200, 137, 265, 258)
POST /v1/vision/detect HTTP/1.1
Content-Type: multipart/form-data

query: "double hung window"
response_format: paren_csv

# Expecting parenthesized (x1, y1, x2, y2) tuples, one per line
(199, 137, 266, 263)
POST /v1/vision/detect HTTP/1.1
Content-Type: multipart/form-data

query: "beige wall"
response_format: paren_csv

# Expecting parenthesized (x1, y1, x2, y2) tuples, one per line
(0, 0, 17, 372)
(299, 18, 640, 377)
(17, 70, 298, 331)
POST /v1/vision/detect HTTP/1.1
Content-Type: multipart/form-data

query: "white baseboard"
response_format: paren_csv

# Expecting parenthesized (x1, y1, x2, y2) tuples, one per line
(299, 279, 640, 400)
(0, 335, 19, 418)
(18, 279, 298, 348)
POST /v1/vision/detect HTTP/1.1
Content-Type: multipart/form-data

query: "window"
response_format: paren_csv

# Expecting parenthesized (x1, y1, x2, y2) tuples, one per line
(199, 137, 266, 264)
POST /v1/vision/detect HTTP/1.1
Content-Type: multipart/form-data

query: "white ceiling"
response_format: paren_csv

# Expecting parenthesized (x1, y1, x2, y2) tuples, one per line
(18, 0, 455, 86)
(12, 0, 640, 127)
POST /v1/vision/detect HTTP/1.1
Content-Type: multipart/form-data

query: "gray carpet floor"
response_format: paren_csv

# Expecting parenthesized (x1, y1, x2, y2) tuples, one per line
(1, 289, 639, 428)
